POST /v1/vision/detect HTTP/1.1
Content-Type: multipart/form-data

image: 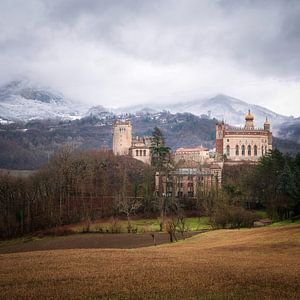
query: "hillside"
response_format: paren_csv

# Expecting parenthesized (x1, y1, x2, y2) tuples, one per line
(1, 111, 300, 170)
(0, 112, 217, 169)
(1, 224, 299, 299)
(277, 117, 300, 143)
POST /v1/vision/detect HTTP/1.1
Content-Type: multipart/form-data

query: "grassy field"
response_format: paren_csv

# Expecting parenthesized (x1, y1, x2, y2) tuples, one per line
(0, 224, 299, 299)
(75, 216, 211, 233)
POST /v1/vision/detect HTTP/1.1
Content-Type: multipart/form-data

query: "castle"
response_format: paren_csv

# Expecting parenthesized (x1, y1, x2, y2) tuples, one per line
(216, 110, 272, 162)
(112, 111, 272, 197)
(112, 120, 152, 165)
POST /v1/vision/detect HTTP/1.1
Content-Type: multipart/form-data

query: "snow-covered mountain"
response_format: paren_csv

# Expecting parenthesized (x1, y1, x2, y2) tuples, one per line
(0, 80, 88, 122)
(85, 105, 114, 119)
(0, 80, 296, 137)
(116, 94, 293, 130)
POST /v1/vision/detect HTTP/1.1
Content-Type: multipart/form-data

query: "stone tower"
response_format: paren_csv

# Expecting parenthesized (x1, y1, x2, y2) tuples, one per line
(112, 120, 132, 155)
(215, 121, 225, 157)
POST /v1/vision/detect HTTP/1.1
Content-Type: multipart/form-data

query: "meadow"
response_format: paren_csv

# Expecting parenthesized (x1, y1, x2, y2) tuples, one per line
(0, 223, 299, 299)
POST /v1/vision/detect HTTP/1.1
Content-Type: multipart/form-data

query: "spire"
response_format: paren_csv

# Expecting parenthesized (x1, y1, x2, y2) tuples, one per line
(264, 116, 270, 131)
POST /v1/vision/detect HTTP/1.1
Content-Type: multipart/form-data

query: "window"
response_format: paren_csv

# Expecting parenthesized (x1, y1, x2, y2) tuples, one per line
(188, 191, 194, 197)
(227, 139, 230, 142)
(262, 147, 264, 156)
(235, 145, 239, 156)
(265, 146, 268, 154)
(140, 150, 143, 156)
(226, 145, 230, 156)
(248, 145, 251, 156)
(241, 145, 245, 156)
(254, 145, 257, 156)
(143, 150, 146, 156)
(136, 150, 139, 156)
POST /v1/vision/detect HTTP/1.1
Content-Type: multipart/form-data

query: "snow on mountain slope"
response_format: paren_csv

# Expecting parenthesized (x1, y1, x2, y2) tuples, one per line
(85, 105, 114, 119)
(0, 80, 88, 122)
(117, 94, 292, 131)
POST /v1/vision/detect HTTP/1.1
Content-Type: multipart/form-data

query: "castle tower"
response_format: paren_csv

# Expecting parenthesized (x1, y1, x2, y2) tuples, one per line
(264, 117, 272, 152)
(245, 110, 254, 130)
(215, 121, 225, 157)
(112, 120, 132, 155)
(264, 117, 270, 131)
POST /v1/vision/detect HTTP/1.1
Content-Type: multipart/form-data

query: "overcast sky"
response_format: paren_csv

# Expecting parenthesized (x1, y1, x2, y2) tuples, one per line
(0, 0, 299, 116)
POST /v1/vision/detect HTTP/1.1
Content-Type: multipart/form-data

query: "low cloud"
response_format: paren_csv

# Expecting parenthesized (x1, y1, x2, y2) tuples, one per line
(0, 0, 299, 115)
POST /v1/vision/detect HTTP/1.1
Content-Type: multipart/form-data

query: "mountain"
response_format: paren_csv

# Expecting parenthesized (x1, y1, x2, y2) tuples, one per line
(85, 105, 114, 119)
(277, 117, 300, 143)
(0, 80, 88, 122)
(117, 94, 293, 132)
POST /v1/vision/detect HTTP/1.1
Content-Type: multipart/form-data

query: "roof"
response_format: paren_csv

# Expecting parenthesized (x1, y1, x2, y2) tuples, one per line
(175, 146, 209, 153)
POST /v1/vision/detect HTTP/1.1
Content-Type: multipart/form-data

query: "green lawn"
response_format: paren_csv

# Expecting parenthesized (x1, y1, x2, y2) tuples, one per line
(269, 219, 300, 227)
(76, 216, 211, 233)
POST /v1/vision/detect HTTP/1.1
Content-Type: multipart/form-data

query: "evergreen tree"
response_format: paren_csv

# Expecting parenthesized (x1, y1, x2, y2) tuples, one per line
(150, 127, 171, 169)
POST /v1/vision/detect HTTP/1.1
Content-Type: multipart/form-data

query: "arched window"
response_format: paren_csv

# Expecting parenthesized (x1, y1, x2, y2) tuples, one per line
(136, 150, 139, 156)
(248, 145, 251, 156)
(235, 145, 239, 156)
(226, 145, 230, 157)
(143, 150, 146, 156)
(241, 145, 245, 156)
(254, 145, 257, 156)
(262, 147, 264, 156)
(265, 146, 268, 155)
(140, 150, 143, 156)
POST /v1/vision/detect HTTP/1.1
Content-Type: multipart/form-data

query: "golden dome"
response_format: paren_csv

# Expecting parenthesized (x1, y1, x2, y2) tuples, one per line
(245, 110, 254, 121)
(264, 117, 270, 125)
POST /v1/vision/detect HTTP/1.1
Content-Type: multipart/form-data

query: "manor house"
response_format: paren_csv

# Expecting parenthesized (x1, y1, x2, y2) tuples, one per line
(216, 110, 272, 162)
(112, 120, 151, 165)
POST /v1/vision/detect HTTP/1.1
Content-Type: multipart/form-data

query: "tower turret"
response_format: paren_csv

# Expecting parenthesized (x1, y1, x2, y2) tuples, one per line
(264, 117, 270, 131)
(245, 110, 254, 130)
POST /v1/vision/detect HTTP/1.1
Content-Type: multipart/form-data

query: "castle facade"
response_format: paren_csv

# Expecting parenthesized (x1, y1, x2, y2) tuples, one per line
(174, 146, 211, 164)
(216, 110, 272, 162)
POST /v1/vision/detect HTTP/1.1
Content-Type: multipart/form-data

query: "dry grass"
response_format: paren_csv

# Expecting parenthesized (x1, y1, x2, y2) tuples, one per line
(0, 224, 300, 299)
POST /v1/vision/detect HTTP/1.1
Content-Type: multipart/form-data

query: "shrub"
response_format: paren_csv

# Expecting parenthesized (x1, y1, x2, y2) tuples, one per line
(211, 206, 257, 229)
(109, 217, 121, 233)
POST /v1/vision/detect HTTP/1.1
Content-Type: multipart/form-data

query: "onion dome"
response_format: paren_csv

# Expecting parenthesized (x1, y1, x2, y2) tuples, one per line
(264, 117, 270, 125)
(245, 110, 254, 121)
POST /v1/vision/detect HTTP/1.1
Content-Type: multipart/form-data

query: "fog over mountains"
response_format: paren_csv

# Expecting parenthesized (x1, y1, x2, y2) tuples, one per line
(0, 80, 297, 138)
(115, 94, 292, 129)
(0, 80, 87, 123)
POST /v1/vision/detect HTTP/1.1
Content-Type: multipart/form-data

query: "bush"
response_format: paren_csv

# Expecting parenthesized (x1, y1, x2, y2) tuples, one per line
(109, 217, 121, 233)
(211, 206, 257, 229)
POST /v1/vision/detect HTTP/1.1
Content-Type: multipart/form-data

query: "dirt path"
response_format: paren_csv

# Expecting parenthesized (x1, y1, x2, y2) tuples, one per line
(0, 231, 201, 254)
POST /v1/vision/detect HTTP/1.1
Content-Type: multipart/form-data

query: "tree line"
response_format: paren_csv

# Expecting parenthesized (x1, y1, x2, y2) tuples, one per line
(222, 149, 300, 221)
(0, 148, 154, 239)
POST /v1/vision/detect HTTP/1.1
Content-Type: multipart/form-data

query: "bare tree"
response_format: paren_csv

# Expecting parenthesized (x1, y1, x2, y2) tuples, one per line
(117, 196, 141, 233)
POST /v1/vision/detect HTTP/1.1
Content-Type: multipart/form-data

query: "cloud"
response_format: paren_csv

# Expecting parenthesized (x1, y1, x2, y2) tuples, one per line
(0, 0, 299, 116)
